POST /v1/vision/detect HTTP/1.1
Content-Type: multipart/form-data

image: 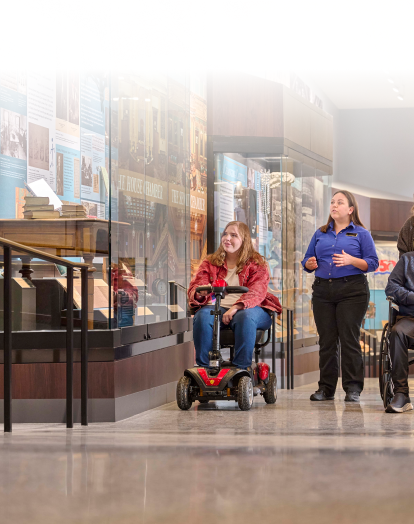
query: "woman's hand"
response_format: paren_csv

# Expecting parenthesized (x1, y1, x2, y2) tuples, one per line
(222, 304, 243, 325)
(332, 250, 354, 267)
(305, 257, 318, 271)
(196, 290, 210, 298)
(333, 250, 368, 271)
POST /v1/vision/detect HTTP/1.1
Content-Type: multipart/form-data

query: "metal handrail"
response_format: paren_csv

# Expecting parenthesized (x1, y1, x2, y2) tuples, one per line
(282, 306, 294, 390)
(0, 237, 89, 432)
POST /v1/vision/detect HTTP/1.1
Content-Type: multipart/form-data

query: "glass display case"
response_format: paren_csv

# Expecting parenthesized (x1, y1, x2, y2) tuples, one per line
(213, 152, 331, 344)
(0, 71, 208, 333)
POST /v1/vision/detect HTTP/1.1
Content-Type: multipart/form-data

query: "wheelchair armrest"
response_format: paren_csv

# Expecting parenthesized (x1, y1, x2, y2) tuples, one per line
(386, 296, 399, 312)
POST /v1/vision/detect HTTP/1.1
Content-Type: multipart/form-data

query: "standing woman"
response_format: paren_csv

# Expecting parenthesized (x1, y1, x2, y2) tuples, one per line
(302, 191, 379, 402)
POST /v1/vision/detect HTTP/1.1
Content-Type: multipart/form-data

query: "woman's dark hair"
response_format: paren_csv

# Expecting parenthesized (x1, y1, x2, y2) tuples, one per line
(320, 190, 366, 233)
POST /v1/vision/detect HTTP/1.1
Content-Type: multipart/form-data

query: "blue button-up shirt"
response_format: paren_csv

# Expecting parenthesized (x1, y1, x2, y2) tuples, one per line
(301, 221, 379, 278)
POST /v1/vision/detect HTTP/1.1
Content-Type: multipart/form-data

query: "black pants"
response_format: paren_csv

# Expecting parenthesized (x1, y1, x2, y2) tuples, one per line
(312, 274, 369, 396)
(389, 317, 414, 396)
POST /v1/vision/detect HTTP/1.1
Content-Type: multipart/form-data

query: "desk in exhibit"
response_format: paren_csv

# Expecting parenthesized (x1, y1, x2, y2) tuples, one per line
(0, 218, 130, 326)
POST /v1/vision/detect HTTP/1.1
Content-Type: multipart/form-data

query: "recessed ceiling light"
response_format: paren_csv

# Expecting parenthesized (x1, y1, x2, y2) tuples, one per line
(112, 97, 119, 101)
(145, 98, 151, 102)
(388, 78, 394, 84)
(393, 87, 399, 93)
(397, 95, 404, 101)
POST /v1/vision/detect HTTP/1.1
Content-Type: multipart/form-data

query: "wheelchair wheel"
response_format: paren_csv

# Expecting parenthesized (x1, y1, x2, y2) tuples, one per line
(383, 379, 394, 409)
(238, 376, 254, 411)
(263, 373, 277, 404)
(177, 376, 192, 410)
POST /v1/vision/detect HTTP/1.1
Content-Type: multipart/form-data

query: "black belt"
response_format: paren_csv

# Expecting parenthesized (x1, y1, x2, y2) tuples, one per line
(315, 274, 366, 284)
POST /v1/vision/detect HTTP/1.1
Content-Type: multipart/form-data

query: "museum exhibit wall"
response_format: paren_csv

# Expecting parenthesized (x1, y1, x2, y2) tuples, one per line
(0, 71, 208, 331)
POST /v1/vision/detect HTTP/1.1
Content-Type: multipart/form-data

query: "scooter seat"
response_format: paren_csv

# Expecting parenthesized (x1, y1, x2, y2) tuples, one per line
(220, 329, 265, 347)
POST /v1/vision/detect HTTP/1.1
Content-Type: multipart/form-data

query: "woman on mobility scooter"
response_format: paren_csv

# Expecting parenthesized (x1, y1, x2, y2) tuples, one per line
(178, 221, 281, 411)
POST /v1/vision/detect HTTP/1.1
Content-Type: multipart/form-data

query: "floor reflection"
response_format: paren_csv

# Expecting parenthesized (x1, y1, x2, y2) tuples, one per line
(1, 379, 414, 523)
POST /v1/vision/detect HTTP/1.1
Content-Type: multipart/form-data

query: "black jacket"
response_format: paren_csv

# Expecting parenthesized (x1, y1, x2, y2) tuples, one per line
(385, 252, 414, 317)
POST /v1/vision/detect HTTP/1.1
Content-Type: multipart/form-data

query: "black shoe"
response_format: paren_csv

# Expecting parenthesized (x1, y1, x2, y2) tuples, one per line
(386, 393, 413, 413)
(310, 389, 334, 401)
(345, 391, 360, 402)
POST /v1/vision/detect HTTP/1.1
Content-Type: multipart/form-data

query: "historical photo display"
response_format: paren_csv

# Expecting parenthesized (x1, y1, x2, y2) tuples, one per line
(56, 152, 64, 195)
(28, 122, 49, 170)
(81, 154, 92, 187)
(1, 108, 27, 160)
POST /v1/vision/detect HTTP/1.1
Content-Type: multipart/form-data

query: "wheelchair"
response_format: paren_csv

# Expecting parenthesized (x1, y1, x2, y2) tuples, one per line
(379, 297, 414, 408)
(177, 281, 277, 411)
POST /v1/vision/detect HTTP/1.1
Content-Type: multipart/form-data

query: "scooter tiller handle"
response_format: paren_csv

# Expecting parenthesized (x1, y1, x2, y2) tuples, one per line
(195, 285, 212, 293)
(225, 286, 249, 294)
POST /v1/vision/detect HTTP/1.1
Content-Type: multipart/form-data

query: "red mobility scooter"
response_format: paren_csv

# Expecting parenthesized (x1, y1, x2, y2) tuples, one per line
(176, 280, 277, 411)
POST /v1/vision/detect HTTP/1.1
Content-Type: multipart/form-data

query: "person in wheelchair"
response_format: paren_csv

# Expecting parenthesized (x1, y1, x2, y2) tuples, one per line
(384, 253, 414, 413)
(188, 221, 282, 370)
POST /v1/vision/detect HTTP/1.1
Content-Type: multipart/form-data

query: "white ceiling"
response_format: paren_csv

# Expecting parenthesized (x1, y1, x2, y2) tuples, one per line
(310, 71, 414, 110)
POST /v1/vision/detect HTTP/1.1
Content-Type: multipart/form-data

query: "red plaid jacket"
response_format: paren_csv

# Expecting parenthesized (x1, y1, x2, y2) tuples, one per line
(188, 259, 282, 313)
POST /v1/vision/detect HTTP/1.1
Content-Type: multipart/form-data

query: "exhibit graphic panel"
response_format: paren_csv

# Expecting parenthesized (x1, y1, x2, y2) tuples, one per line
(27, 72, 56, 189)
(0, 72, 27, 218)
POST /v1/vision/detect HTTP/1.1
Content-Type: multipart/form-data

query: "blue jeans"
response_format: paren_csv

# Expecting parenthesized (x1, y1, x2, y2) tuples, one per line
(193, 306, 272, 369)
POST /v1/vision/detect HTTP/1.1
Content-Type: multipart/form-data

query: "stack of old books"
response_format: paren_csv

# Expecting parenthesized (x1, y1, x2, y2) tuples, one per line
(60, 204, 87, 218)
(23, 196, 60, 219)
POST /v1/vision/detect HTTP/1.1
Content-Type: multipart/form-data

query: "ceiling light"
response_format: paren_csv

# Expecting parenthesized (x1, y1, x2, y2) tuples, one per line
(145, 98, 151, 102)
(397, 95, 404, 101)
(112, 97, 119, 101)
(388, 78, 394, 84)
(392, 87, 399, 93)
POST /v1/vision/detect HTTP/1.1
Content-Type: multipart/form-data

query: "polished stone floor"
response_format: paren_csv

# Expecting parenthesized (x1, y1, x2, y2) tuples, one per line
(2, 378, 414, 524)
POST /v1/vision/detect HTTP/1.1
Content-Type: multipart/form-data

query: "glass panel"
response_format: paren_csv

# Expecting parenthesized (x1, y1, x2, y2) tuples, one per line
(111, 73, 144, 328)
(189, 73, 208, 280)
(0, 71, 112, 331)
(167, 73, 190, 320)
(301, 162, 317, 340)
(282, 157, 304, 340)
(109, 72, 197, 328)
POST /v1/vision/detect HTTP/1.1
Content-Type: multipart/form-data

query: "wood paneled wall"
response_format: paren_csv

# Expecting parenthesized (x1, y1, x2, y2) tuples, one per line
(0, 341, 194, 400)
(370, 198, 412, 232)
(208, 72, 284, 138)
(208, 73, 333, 162)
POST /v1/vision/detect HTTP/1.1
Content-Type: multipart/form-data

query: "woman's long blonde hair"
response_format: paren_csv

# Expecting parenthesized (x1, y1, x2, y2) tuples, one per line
(207, 221, 265, 273)
(320, 190, 366, 233)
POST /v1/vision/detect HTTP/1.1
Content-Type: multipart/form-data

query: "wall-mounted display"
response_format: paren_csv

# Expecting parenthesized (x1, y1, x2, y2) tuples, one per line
(0, 70, 207, 332)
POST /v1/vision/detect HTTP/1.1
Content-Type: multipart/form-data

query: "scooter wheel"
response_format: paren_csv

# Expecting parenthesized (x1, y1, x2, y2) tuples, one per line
(237, 376, 254, 411)
(177, 376, 192, 410)
(263, 373, 277, 404)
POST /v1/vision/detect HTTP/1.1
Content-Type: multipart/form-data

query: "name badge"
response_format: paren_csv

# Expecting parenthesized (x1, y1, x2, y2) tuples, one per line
(346, 233, 358, 237)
